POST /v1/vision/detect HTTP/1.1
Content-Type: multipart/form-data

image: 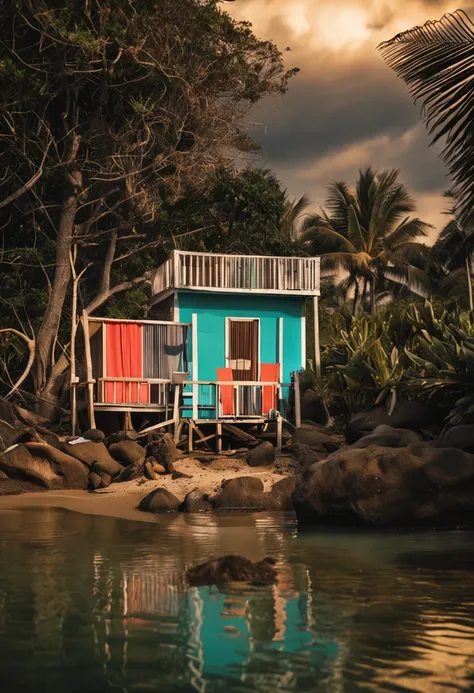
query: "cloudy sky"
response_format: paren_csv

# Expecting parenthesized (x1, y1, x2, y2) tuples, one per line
(226, 0, 474, 238)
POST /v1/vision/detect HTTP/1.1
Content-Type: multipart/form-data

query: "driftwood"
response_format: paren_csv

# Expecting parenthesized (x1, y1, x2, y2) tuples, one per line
(222, 424, 259, 447)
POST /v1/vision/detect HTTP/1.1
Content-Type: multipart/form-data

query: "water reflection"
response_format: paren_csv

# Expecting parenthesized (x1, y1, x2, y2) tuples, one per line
(0, 507, 473, 692)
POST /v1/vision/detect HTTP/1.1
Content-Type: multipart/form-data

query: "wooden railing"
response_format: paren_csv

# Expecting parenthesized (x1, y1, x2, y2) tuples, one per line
(96, 377, 172, 407)
(186, 380, 291, 419)
(152, 251, 320, 296)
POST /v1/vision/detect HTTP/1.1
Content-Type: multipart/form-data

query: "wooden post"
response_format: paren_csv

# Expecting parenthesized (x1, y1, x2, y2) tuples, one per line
(313, 295, 321, 377)
(187, 420, 193, 453)
(216, 421, 222, 454)
(123, 411, 132, 431)
(173, 383, 180, 442)
(294, 371, 302, 429)
(276, 414, 282, 453)
(192, 313, 198, 420)
(70, 247, 78, 435)
(81, 312, 96, 430)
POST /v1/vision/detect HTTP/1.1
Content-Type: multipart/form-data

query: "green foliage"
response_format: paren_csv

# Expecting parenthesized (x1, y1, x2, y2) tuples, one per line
(319, 299, 474, 426)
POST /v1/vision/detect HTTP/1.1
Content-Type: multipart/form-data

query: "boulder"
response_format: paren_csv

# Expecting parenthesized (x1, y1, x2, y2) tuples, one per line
(138, 487, 181, 513)
(301, 389, 329, 425)
(213, 476, 265, 512)
(88, 472, 102, 490)
(146, 434, 180, 473)
(61, 441, 122, 476)
(347, 402, 441, 443)
(0, 478, 43, 496)
(114, 460, 145, 482)
(144, 459, 158, 480)
(0, 469, 8, 480)
(105, 430, 139, 446)
(183, 489, 213, 513)
(263, 477, 296, 511)
(292, 424, 343, 452)
(82, 429, 105, 442)
(437, 425, 474, 452)
(292, 443, 474, 528)
(186, 555, 277, 586)
(351, 425, 423, 449)
(109, 440, 145, 466)
(246, 441, 276, 467)
(90, 463, 113, 488)
(0, 444, 88, 490)
(284, 443, 326, 471)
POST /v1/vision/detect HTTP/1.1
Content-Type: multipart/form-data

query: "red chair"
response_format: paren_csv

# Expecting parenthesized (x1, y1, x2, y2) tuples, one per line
(260, 363, 280, 415)
(216, 367, 234, 416)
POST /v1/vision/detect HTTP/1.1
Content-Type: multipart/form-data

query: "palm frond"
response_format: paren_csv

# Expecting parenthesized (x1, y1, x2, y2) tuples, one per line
(384, 218, 431, 250)
(302, 223, 358, 254)
(383, 264, 430, 297)
(378, 10, 474, 224)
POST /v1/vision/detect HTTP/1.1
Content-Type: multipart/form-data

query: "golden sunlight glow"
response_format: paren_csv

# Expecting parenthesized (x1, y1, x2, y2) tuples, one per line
(313, 6, 371, 50)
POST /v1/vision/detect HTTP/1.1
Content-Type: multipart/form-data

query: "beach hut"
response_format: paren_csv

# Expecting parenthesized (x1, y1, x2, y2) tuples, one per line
(77, 250, 320, 447)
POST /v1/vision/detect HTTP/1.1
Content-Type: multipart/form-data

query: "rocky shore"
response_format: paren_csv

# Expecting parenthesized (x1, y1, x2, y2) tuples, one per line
(2, 394, 474, 528)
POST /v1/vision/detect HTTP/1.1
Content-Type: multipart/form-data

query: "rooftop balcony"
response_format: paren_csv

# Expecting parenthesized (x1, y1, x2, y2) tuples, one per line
(151, 250, 320, 298)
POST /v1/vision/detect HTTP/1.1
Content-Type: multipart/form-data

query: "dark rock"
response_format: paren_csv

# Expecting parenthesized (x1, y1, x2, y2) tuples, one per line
(186, 555, 277, 586)
(292, 424, 343, 452)
(88, 472, 102, 490)
(0, 478, 44, 496)
(138, 487, 181, 513)
(246, 441, 276, 467)
(347, 402, 441, 443)
(1, 443, 88, 490)
(90, 463, 113, 488)
(172, 471, 193, 480)
(213, 476, 265, 512)
(105, 430, 139, 446)
(61, 441, 122, 476)
(292, 443, 474, 528)
(146, 434, 180, 473)
(352, 425, 423, 449)
(114, 460, 145, 482)
(0, 469, 8, 480)
(109, 440, 145, 466)
(437, 425, 474, 452)
(144, 459, 158, 480)
(82, 429, 105, 442)
(301, 389, 329, 425)
(263, 477, 296, 511)
(284, 443, 326, 471)
(183, 489, 213, 513)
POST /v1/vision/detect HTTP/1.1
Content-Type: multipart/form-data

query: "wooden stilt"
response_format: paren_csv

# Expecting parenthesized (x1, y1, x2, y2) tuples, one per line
(187, 420, 193, 453)
(173, 384, 180, 442)
(276, 415, 283, 453)
(123, 411, 132, 431)
(216, 421, 222, 454)
(294, 371, 302, 428)
(81, 312, 96, 430)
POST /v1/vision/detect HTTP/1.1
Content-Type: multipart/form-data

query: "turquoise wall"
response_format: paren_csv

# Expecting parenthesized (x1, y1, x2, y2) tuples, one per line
(178, 291, 304, 383)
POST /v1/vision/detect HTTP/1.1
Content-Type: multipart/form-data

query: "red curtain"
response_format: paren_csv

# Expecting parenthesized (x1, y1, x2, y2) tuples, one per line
(216, 367, 234, 416)
(105, 322, 148, 404)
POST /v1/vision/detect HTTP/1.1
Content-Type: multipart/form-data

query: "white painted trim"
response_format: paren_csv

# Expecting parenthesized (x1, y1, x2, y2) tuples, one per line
(170, 286, 320, 296)
(88, 315, 189, 326)
(192, 313, 198, 420)
(225, 317, 261, 381)
(301, 314, 306, 369)
(278, 317, 283, 383)
(313, 296, 321, 377)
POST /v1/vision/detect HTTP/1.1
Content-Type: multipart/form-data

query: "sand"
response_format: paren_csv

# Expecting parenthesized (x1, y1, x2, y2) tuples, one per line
(0, 454, 296, 523)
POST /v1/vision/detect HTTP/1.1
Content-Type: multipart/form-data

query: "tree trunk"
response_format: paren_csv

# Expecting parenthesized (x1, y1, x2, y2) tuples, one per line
(33, 168, 82, 416)
(352, 278, 360, 316)
(466, 253, 474, 311)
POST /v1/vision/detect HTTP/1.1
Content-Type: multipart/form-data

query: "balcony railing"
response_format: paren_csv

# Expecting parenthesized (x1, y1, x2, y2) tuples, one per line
(152, 250, 320, 297)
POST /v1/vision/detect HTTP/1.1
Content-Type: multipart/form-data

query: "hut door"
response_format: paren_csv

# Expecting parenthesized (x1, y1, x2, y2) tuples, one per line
(227, 319, 259, 381)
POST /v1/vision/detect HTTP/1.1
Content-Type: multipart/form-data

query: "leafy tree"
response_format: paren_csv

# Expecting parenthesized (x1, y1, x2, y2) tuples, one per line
(301, 167, 432, 315)
(0, 0, 297, 414)
(378, 10, 474, 226)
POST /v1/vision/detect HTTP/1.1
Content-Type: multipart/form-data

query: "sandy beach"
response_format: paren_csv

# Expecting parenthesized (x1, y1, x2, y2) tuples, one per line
(0, 454, 295, 522)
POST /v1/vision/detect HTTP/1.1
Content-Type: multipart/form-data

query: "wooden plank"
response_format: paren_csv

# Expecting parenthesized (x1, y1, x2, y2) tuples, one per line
(294, 371, 302, 428)
(173, 384, 180, 442)
(81, 313, 96, 430)
(278, 317, 284, 384)
(194, 432, 217, 445)
(216, 421, 222, 453)
(187, 420, 193, 453)
(137, 417, 176, 438)
(276, 415, 283, 452)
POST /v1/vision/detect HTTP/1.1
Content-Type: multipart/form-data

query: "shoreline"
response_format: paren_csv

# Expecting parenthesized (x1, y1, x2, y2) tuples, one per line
(0, 455, 294, 523)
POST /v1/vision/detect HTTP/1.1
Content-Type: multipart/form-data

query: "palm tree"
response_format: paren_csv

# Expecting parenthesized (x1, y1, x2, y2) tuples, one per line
(301, 167, 432, 315)
(430, 192, 474, 310)
(378, 10, 474, 226)
(279, 193, 311, 239)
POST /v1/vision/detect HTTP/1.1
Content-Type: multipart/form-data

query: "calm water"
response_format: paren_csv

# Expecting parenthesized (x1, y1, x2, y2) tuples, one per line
(0, 507, 474, 693)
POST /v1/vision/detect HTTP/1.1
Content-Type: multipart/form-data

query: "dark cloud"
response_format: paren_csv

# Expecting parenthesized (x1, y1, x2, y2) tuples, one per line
(251, 55, 419, 168)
